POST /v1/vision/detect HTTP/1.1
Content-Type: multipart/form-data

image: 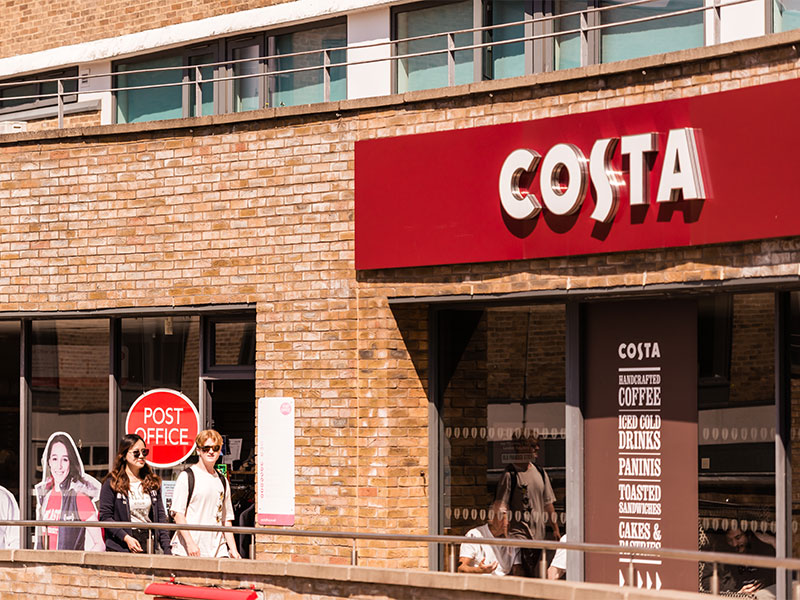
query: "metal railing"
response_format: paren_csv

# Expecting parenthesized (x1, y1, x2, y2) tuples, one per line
(0, 0, 766, 128)
(4, 518, 800, 597)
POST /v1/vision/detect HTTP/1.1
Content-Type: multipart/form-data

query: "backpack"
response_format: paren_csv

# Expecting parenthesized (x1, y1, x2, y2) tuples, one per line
(169, 467, 227, 521)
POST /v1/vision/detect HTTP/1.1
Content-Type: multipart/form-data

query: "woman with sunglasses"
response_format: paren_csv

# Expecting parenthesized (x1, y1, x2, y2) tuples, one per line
(169, 429, 240, 558)
(98, 434, 172, 553)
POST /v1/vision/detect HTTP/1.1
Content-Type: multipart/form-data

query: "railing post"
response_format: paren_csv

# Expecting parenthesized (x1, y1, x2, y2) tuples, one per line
(711, 562, 719, 595)
(195, 66, 203, 116)
(628, 556, 635, 586)
(448, 543, 456, 572)
(539, 547, 547, 578)
(579, 10, 590, 68)
(447, 32, 456, 87)
(147, 530, 153, 555)
(57, 79, 64, 129)
(350, 538, 358, 566)
(710, 0, 722, 46)
(251, 532, 256, 559)
(323, 48, 331, 103)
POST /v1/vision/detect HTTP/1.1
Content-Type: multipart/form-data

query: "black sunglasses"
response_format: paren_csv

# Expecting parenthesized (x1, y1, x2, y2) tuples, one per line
(198, 444, 221, 453)
(129, 448, 149, 459)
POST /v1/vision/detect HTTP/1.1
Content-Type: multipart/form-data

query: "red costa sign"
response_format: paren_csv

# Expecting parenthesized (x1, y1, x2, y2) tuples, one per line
(125, 389, 200, 468)
(354, 77, 800, 270)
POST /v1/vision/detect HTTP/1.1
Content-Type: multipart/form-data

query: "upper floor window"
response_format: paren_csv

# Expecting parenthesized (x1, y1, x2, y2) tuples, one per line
(115, 43, 220, 124)
(774, 0, 800, 32)
(394, 0, 474, 93)
(0, 67, 78, 115)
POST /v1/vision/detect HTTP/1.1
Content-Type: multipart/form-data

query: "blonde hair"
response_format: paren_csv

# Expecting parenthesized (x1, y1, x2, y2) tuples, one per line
(195, 429, 223, 447)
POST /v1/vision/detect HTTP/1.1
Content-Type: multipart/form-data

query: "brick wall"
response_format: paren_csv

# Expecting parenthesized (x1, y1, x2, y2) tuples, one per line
(0, 0, 293, 60)
(1, 37, 800, 568)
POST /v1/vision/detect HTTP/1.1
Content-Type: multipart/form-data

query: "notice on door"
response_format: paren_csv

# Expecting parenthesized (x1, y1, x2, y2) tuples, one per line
(256, 396, 295, 526)
(585, 301, 697, 591)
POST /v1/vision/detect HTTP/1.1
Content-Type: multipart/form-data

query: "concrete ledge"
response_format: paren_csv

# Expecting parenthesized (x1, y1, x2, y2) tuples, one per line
(0, 550, 717, 600)
(1, 28, 800, 146)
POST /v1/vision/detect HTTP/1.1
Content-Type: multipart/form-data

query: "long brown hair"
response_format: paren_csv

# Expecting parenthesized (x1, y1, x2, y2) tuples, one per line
(105, 434, 161, 494)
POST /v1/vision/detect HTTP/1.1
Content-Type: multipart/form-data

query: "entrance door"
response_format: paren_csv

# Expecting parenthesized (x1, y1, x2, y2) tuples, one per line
(206, 379, 256, 557)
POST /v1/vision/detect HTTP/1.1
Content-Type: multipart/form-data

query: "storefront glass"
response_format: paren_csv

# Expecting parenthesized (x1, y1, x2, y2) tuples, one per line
(697, 293, 776, 593)
(438, 304, 566, 567)
(119, 316, 200, 417)
(30, 320, 110, 510)
(0, 322, 20, 499)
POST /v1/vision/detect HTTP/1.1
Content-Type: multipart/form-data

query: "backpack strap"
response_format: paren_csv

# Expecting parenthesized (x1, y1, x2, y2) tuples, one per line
(184, 467, 195, 508)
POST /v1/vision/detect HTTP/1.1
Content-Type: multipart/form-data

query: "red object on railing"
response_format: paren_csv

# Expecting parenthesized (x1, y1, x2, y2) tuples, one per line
(144, 582, 257, 600)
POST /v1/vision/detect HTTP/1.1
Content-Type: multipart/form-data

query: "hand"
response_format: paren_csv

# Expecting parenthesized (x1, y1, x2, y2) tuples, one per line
(186, 540, 201, 557)
(228, 547, 242, 559)
(477, 559, 498, 573)
(123, 535, 143, 553)
(739, 582, 763, 595)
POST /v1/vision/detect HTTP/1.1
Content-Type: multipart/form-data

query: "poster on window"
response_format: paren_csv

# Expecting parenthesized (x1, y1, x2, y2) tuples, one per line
(34, 431, 104, 551)
(584, 300, 697, 591)
(256, 397, 295, 526)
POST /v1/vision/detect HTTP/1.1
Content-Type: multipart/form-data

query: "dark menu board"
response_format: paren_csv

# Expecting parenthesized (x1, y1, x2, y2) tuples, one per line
(585, 300, 697, 591)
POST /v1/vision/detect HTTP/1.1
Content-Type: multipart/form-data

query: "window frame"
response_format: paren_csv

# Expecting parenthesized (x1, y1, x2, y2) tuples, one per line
(0, 67, 79, 116)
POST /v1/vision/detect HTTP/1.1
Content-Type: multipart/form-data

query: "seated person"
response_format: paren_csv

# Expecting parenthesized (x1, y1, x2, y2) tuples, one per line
(458, 500, 522, 576)
(701, 524, 776, 599)
(547, 534, 567, 580)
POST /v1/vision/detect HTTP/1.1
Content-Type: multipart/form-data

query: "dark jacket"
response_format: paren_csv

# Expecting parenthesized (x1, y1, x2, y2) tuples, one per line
(98, 478, 171, 554)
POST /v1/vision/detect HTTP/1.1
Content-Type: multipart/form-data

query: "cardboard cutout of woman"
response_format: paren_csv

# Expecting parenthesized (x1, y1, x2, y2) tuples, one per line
(34, 432, 104, 551)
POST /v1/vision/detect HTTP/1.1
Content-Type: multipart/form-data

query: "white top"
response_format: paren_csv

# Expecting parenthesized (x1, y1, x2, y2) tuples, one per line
(0, 486, 20, 549)
(550, 534, 567, 570)
(128, 480, 152, 524)
(459, 524, 520, 576)
(169, 464, 234, 558)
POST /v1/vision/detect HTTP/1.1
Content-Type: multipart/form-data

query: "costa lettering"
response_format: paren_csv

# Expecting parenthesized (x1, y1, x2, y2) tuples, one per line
(498, 128, 706, 224)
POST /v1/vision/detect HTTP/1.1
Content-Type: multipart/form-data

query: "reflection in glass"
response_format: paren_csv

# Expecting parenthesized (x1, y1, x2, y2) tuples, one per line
(698, 294, 775, 593)
(0, 322, 20, 499)
(774, 0, 800, 32)
(233, 45, 262, 112)
(119, 316, 200, 415)
(555, 2, 583, 70)
(211, 321, 255, 367)
(439, 305, 566, 567)
(116, 55, 183, 123)
(272, 23, 347, 107)
(30, 319, 110, 516)
(396, 1, 473, 93)
(600, 0, 703, 63)
(487, 0, 525, 80)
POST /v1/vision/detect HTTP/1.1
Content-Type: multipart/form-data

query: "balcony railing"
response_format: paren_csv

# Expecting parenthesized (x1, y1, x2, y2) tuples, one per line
(0, 0, 776, 128)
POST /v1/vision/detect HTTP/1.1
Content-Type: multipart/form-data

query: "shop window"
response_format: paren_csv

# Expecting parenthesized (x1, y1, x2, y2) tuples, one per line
(29, 320, 110, 494)
(0, 68, 78, 115)
(698, 293, 775, 594)
(272, 21, 347, 107)
(395, 0, 474, 93)
(698, 295, 733, 408)
(119, 316, 200, 415)
(437, 304, 566, 569)
(206, 317, 255, 372)
(774, 0, 800, 32)
(600, 0, 704, 63)
(0, 322, 20, 501)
